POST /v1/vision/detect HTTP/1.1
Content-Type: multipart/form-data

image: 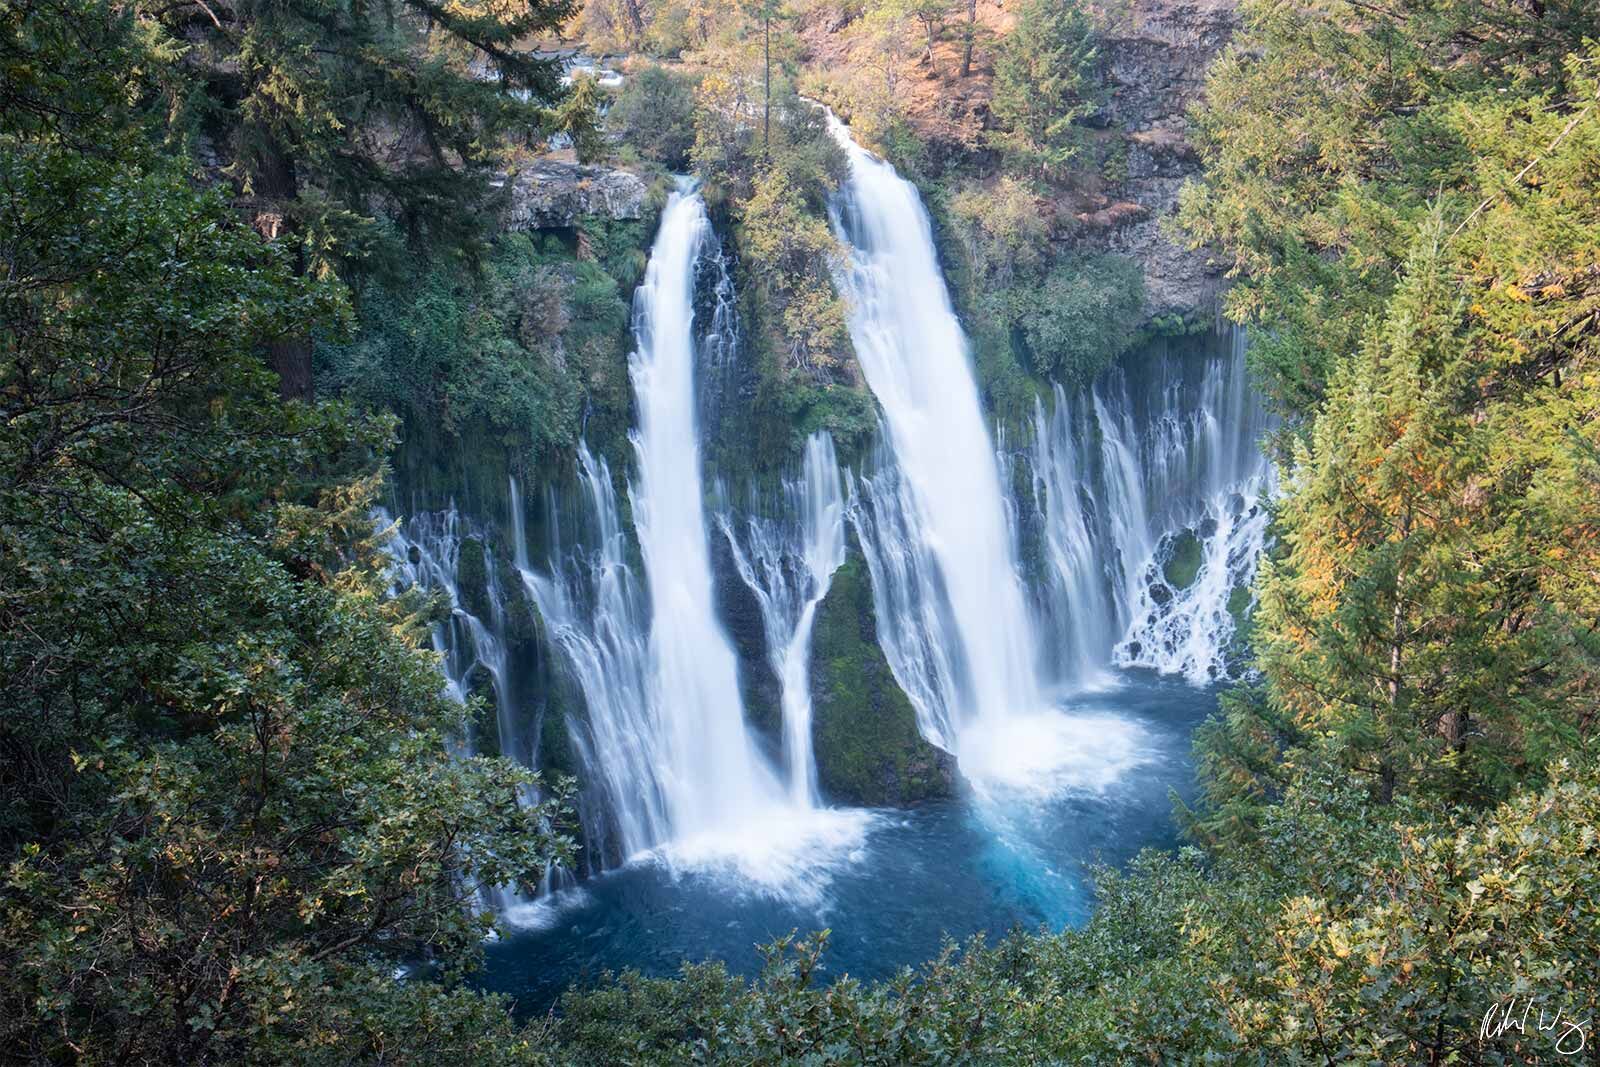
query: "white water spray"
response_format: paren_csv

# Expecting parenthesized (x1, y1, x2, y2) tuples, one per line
(826, 114, 1044, 752)
(721, 431, 848, 805)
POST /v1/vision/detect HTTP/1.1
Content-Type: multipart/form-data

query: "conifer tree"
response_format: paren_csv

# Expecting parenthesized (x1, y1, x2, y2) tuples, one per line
(988, 0, 1099, 180)
(137, 0, 580, 395)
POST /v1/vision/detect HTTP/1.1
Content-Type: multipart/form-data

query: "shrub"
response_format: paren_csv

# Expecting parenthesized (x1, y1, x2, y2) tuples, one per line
(608, 65, 699, 170)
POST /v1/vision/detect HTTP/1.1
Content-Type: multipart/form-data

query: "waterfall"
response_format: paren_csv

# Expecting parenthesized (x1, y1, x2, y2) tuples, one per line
(1028, 397, 1113, 687)
(1026, 330, 1275, 685)
(719, 431, 848, 806)
(520, 184, 870, 898)
(844, 452, 966, 749)
(624, 184, 788, 840)
(378, 504, 530, 911)
(522, 446, 663, 858)
(826, 114, 1045, 750)
(1108, 331, 1275, 681)
(524, 185, 784, 854)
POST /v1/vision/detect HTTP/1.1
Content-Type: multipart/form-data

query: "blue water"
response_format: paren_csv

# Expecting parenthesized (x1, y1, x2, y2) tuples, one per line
(479, 671, 1216, 1013)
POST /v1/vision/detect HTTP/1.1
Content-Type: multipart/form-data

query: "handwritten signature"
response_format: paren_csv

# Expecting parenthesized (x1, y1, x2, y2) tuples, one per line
(1481, 995, 1590, 1056)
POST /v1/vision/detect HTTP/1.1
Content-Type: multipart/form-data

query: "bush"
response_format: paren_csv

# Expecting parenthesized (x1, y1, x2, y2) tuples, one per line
(607, 65, 698, 170)
(1015, 253, 1145, 384)
(944, 176, 1049, 290)
(316, 233, 634, 466)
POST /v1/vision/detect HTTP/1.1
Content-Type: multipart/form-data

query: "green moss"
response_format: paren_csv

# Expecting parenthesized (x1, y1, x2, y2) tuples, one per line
(809, 552, 955, 805)
(1163, 529, 1203, 590)
(455, 536, 493, 620)
(778, 382, 878, 468)
(537, 695, 580, 783)
(1226, 583, 1253, 623)
(465, 666, 502, 759)
(1224, 582, 1258, 673)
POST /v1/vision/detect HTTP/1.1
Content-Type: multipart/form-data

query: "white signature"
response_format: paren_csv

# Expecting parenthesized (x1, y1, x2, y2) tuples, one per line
(1481, 995, 1590, 1056)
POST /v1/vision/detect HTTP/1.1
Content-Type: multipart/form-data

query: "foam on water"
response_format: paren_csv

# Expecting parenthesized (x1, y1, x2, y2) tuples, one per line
(958, 708, 1151, 800)
(638, 806, 879, 910)
(500, 888, 595, 933)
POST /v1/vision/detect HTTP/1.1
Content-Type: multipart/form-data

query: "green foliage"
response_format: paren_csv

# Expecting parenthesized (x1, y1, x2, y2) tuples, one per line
(544, 73, 608, 164)
(317, 232, 633, 468)
(135, 0, 579, 280)
(685, 41, 861, 472)
(944, 176, 1049, 289)
(989, 0, 1101, 180)
(1, 5, 572, 1059)
(607, 64, 699, 170)
(1178, 0, 1600, 413)
(934, 176, 1144, 405)
(736, 165, 850, 374)
(1014, 253, 1145, 384)
(1237, 59, 1600, 810)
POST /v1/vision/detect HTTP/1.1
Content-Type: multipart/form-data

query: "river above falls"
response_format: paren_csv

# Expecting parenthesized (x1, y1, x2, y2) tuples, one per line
(477, 670, 1216, 1014)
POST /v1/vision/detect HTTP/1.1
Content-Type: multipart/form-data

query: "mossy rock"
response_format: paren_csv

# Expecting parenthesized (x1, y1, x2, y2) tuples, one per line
(709, 531, 783, 747)
(456, 536, 493, 620)
(1224, 582, 1258, 674)
(537, 695, 581, 784)
(1226, 583, 1253, 623)
(465, 664, 502, 759)
(1162, 529, 1203, 590)
(809, 550, 956, 806)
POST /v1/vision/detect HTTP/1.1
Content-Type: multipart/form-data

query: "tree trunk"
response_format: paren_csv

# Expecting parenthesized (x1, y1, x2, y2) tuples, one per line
(1380, 506, 1412, 805)
(252, 137, 314, 401)
(268, 339, 314, 401)
(960, 0, 977, 77)
(763, 15, 771, 149)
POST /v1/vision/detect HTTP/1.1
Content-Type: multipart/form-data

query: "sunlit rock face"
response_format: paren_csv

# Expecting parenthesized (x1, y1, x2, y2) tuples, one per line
(502, 159, 647, 231)
(1080, 0, 1240, 321)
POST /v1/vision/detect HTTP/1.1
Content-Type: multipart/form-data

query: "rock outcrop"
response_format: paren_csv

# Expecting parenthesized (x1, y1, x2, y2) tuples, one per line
(710, 531, 785, 752)
(1084, 0, 1238, 320)
(501, 159, 648, 231)
(809, 550, 958, 806)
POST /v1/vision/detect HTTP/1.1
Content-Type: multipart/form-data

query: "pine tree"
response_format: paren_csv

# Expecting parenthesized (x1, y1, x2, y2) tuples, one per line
(137, 0, 579, 395)
(988, 0, 1099, 180)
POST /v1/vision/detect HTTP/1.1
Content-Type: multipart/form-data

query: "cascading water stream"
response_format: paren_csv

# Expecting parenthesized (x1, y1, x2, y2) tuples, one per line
(1026, 330, 1275, 685)
(826, 113, 1045, 754)
(1109, 332, 1275, 681)
(378, 504, 529, 911)
(622, 183, 787, 841)
(719, 431, 848, 806)
(523, 446, 664, 858)
(520, 183, 870, 900)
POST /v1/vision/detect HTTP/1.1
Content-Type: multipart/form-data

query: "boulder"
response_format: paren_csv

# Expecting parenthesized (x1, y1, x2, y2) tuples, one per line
(809, 550, 958, 805)
(502, 159, 647, 231)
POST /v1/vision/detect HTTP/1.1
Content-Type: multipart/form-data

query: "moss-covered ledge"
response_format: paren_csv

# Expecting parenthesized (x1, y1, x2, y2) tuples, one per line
(808, 550, 957, 806)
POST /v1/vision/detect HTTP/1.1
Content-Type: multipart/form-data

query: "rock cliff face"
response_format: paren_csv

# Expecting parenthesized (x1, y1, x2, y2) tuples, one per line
(805, 0, 1236, 321)
(1079, 0, 1238, 320)
(808, 550, 958, 806)
(501, 159, 648, 231)
(710, 531, 785, 755)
